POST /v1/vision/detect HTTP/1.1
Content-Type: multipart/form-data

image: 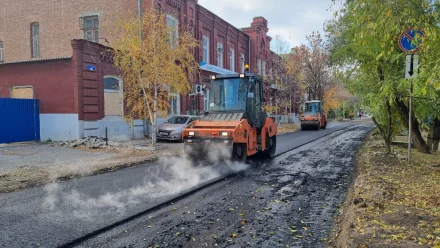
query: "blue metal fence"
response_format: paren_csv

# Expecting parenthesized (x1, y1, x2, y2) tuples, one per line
(0, 98, 40, 143)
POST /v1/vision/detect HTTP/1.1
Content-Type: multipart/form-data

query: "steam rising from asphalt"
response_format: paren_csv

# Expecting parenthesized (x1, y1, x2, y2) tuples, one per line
(42, 144, 248, 219)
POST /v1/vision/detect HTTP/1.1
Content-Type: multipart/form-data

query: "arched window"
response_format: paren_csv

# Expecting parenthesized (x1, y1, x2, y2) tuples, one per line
(104, 76, 121, 92)
(104, 76, 123, 116)
(166, 15, 179, 47)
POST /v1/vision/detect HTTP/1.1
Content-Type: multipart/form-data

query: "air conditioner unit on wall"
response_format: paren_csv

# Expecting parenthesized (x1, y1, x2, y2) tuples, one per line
(191, 84, 203, 95)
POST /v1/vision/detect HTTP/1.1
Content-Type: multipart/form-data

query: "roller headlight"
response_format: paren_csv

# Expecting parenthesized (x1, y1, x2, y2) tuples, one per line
(188, 131, 195, 136)
(221, 132, 228, 137)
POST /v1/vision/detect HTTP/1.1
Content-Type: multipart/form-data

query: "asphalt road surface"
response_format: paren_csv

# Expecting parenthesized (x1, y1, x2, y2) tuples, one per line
(0, 122, 373, 248)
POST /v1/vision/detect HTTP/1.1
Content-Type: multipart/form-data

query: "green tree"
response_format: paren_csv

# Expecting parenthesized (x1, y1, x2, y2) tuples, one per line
(327, 0, 440, 153)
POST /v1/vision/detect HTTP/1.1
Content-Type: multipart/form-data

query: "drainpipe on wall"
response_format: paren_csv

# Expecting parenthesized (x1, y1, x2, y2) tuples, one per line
(248, 37, 251, 72)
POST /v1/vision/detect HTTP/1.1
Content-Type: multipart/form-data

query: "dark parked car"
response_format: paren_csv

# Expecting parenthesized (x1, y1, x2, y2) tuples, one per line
(156, 115, 200, 141)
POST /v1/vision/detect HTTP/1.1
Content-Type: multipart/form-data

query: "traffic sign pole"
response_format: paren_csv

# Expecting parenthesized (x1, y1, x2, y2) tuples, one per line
(408, 74, 413, 163)
(408, 54, 414, 162)
(399, 28, 424, 163)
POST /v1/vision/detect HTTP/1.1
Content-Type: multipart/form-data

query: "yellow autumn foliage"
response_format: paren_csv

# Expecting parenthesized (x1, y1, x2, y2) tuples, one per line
(323, 83, 352, 113)
(110, 3, 199, 136)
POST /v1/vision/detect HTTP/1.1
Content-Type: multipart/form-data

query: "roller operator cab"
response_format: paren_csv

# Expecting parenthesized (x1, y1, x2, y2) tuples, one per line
(182, 73, 277, 163)
(300, 100, 327, 130)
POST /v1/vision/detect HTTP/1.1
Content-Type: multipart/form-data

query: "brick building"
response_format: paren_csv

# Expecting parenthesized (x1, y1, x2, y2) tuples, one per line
(0, 40, 145, 141)
(0, 0, 279, 141)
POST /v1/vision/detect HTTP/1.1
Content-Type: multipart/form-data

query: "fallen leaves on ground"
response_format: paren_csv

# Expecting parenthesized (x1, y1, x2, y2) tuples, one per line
(330, 136, 440, 247)
(277, 123, 299, 135)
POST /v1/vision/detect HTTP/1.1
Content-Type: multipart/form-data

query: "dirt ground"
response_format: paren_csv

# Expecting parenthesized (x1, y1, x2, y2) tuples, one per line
(329, 134, 440, 248)
(0, 124, 302, 194)
(0, 142, 183, 194)
(278, 123, 300, 134)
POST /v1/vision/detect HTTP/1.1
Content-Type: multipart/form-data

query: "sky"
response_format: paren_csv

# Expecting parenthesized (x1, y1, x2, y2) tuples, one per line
(198, 0, 339, 50)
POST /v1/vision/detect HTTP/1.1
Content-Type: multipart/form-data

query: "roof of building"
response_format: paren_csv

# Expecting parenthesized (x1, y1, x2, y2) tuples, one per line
(0, 57, 72, 66)
(197, 4, 249, 38)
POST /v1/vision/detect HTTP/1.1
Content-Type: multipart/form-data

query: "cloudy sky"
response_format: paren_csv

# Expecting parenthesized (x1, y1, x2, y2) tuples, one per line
(198, 0, 339, 50)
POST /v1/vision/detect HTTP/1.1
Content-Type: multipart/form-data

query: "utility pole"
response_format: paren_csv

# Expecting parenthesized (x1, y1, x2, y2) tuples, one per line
(342, 100, 345, 119)
(289, 91, 292, 122)
(308, 86, 311, 101)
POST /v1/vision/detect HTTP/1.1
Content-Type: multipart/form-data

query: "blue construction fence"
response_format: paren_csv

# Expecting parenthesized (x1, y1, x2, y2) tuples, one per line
(0, 98, 40, 143)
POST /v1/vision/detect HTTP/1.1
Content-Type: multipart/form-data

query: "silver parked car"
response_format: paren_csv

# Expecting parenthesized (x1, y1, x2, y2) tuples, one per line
(156, 115, 200, 141)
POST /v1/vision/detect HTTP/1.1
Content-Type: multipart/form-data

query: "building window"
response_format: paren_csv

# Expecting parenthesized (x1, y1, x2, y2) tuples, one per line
(204, 89, 210, 112)
(0, 41, 4, 62)
(81, 16, 99, 42)
(169, 92, 180, 115)
(229, 48, 235, 72)
(169, 96, 179, 115)
(104, 77, 121, 92)
(257, 59, 262, 75)
(202, 36, 209, 63)
(166, 15, 179, 47)
(262, 60, 266, 76)
(240, 53, 245, 73)
(31, 23, 40, 58)
(11, 86, 34, 99)
(217, 43, 223, 68)
(104, 76, 123, 116)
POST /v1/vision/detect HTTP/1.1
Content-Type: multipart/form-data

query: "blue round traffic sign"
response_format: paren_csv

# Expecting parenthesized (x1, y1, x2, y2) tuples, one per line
(398, 28, 424, 53)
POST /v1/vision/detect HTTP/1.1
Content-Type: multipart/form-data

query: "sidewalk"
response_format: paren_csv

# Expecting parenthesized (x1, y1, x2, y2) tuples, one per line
(0, 124, 303, 194)
(0, 139, 183, 193)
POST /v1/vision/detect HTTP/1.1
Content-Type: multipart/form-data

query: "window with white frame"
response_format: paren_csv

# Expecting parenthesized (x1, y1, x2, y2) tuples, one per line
(229, 48, 235, 72)
(257, 59, 262, 75)
(262, 60, 266, 76)
(202, 36, 209, 63)
(81, 16, 99, 42)
(217, 43, 224, 68)
(204, 89, 210, 112)
(104, 77, 121, 92)
(166, 15, 179, 47)
(104, 76, 123, 116)
(31, 23, 40, 58)
(240, 53, 245, 73)
(169, 94, 180, 115)
(0, 41, 4, 62)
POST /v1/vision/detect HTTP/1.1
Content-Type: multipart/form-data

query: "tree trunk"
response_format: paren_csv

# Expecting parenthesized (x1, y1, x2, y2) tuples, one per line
(152, 85, 158, 146)
(142, 87, 154, 137)
(372, 116, 391, 153)
(386, 101, 392, 149)
(395, 99, 430, 154)
(434, 118, 440, 151)
(427, 117, 436, 150)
